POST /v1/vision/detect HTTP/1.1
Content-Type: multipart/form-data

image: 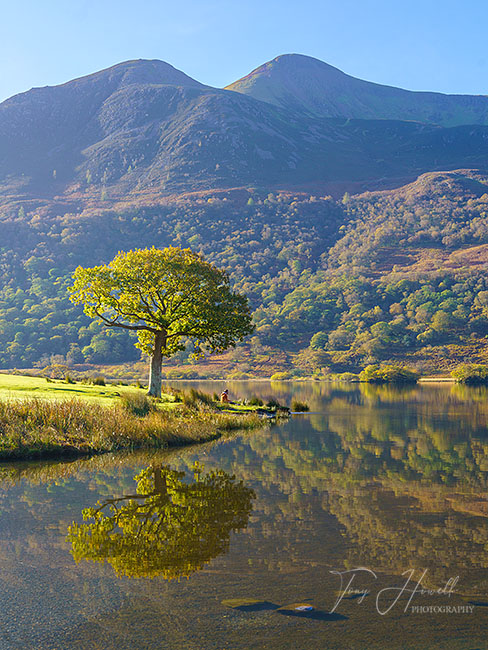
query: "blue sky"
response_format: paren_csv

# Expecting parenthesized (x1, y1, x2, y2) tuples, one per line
(1, 0, 487, 102)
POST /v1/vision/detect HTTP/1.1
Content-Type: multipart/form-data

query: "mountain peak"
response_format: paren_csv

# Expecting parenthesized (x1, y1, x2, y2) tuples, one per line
(227, 54, 488, 127)
(225, 54, 349, 107)
(59, 58, 206, 91)
(252, 53, 343, 73)
(1, 59, 205, 108)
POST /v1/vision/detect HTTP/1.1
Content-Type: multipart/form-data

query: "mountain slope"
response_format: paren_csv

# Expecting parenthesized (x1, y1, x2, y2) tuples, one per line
(227, 54, 488, 127)
(2, 60, 488, 374)
(0, 59, 209, 191)
(2, 59, 488, 207)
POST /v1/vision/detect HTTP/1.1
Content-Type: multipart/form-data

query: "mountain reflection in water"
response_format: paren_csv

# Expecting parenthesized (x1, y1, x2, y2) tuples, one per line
(0, 382, 487, 649)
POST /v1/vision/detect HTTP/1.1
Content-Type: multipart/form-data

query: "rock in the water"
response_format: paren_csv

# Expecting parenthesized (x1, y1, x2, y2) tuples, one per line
(221, 598, 279, 612)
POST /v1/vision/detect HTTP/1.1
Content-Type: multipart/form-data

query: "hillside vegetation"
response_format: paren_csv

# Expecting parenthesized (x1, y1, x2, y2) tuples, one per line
(2, 57, 488, 376)
(1, 170, 488, 375)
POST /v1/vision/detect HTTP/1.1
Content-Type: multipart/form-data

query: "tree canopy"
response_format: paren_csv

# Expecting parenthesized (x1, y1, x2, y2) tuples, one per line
(69, 246, 254, 394)
(67, 464, 255, 579)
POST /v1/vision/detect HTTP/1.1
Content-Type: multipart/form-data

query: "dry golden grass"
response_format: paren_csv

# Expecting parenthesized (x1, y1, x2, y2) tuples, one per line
(0, 396, 262, 461)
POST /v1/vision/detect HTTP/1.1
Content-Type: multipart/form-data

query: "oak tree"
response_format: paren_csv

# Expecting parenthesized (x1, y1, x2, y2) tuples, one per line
(69, 246, 254, 396)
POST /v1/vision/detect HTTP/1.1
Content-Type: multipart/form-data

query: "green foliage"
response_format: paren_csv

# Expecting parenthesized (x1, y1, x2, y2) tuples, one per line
(270, 371, 292, 380)
(0, 194, 342, 369)
(248, 396, 263, 407)
(291, 400, 309, 412)
(3, 173, 488, 374)
(67, 464, 255, 579)
(310, 331, 328, 350)
(69, 246, 254, 358)
(359, 364, 419, 384)
(226, 370, 253, 379)
(265, 398, 282, 409)
(451, 364, 488, 385)
(335, 372, 359, 382)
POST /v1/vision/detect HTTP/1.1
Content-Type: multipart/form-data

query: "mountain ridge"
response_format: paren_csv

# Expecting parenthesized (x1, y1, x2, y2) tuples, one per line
(227, 53, 488, 127)
(1, 57, 488, 374)
(2, 55, 488, 207)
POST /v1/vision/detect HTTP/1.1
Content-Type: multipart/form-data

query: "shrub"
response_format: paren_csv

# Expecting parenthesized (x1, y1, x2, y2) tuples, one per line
(92, 375, 106, 386)
(266, 398, 281, 409)
(248, 396, 263, 407)
(164, 368, 200, 380)
(226, 371, 252, 380)
(291, 400, 309, 412)
(270, 371, 292, 381)
(336, 372, 359, 382)
(359, 364, 419, 384)
(65, 374, 75, 384)
(451, 364, 488, 385)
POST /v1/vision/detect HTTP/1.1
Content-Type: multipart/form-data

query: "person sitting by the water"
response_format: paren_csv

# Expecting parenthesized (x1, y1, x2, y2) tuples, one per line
(220, 389, 229, 403)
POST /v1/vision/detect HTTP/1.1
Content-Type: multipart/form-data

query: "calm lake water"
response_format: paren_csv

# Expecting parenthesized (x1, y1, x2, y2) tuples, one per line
(1, 382, 488, 649)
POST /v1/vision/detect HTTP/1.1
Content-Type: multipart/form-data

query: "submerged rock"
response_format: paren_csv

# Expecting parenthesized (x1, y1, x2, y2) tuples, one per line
(221, 598, 279, 612)
(276, 603, 347, 621)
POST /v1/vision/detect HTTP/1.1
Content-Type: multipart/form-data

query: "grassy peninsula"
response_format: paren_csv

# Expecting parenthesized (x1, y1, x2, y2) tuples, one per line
(0, 375, 264, 461)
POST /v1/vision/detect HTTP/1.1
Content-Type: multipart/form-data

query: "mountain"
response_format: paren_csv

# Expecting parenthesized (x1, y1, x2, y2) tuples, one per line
(227, 54, 488, 127)
(2, 57, 488, 209)
(2, 59, 488, 376)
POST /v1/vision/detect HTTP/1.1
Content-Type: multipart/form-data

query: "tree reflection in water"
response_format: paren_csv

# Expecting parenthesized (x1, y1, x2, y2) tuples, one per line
(67, 463, 255, 579)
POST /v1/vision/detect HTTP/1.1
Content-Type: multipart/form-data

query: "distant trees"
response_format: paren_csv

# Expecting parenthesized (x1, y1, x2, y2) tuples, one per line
(451, 364, 488, 385)
(310, 331, 328, 350)
(4, 180, 488, 373)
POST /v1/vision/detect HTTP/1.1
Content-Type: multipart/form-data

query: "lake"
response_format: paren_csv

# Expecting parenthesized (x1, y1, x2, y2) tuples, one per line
(0, 381, 487, 649)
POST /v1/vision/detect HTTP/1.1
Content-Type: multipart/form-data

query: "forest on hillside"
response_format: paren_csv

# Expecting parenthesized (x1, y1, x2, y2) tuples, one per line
(2, 171, 488, 376)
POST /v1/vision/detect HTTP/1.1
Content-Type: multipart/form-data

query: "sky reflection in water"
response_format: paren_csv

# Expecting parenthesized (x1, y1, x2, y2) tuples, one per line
(0, 382, 487, 649)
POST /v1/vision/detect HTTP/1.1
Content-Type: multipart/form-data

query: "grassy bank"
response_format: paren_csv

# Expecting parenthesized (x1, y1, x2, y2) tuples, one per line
(0, 373, 149, 404)
(0, 380, 264, 461)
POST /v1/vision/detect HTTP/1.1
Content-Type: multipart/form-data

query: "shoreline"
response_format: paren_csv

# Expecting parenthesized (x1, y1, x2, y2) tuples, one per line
(0, 389, 266, 463)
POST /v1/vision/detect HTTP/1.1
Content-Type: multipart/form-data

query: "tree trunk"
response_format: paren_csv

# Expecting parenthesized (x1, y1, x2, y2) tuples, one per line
(148, 330, 166, 398)
(153, 466, 167, 496)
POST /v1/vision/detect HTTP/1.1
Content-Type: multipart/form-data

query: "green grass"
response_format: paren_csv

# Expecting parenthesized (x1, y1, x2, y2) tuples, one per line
(215, 402, 290, 418)
(0, 373, 155, 404)
(0, 374, 264, 461)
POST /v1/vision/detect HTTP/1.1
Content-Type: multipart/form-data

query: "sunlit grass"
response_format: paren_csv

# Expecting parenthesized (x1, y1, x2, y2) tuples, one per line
(0, 373, 151, 404)
(0, 375, 263, 460)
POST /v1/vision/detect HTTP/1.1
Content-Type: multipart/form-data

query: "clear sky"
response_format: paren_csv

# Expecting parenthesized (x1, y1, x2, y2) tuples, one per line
(1, 0, 487, 102)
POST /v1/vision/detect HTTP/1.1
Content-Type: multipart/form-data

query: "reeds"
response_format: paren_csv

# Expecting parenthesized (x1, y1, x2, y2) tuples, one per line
(0, 393, 262, 460)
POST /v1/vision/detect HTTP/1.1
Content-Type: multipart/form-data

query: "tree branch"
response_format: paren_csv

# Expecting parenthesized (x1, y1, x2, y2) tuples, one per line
(94, 309, 157, 332)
